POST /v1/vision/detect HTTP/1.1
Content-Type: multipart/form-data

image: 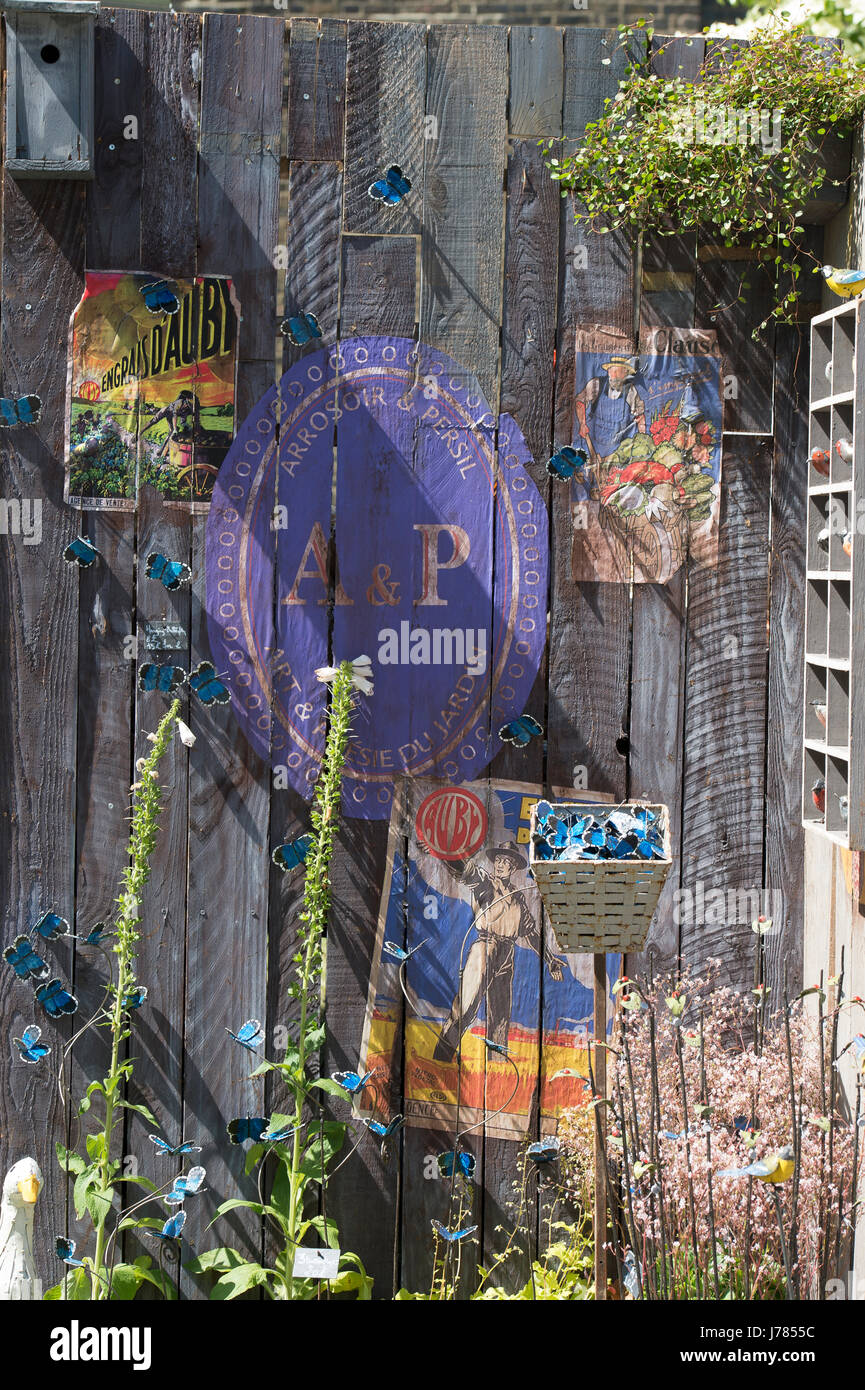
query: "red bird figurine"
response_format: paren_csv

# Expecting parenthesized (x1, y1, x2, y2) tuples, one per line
(836, 439, 854, 465)
(809, 447, 831, 478)
(812, 776, 826, 815)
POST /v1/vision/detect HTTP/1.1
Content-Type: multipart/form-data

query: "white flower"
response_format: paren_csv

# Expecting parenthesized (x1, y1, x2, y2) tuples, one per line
(176, 718, 196, 747)
(315, 654, 374, 696)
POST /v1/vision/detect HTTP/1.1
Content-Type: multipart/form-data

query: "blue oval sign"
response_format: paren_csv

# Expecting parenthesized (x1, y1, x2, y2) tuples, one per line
(205, 336, 548, 817)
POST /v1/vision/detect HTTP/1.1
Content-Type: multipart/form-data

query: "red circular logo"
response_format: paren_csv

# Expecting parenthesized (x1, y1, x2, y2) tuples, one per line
(415, 787, 488, 860)
(78, 379, 101, 402)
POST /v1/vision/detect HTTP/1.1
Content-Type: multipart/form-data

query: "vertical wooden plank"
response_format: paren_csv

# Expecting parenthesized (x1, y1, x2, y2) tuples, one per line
(124, 8, 202, 1295)
(339, 235, 417, 337)
(482, 126, 560, 1289)
(627, 35, 698, 971)
(342, 20, 426, 235)
(283, 160, 342, 370)
(420, 25, 508, 409)
(0, 169, 85, 1273)
(548, 26, 636, 800)
(680, 438, 772, 985)
(508, 26, 563, 139)
(70, 8, 143, 1153)
(764, 320, 811, 998)
(322, 222, 419, 1298)
(183, 10, 283, 1281)
(286, 17, 347, 163)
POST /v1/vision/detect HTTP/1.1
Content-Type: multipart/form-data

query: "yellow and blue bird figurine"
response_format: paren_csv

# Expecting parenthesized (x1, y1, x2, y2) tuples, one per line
(822, 265, 865, 300)
(718, 1144, 795, 1184)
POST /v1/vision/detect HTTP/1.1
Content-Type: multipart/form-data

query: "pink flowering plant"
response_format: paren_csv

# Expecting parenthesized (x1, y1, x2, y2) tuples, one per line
(561, 947, 861, 1300)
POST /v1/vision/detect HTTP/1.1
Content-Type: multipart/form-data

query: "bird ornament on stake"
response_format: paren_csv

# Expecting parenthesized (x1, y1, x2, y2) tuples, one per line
(822, 265, 865, 300)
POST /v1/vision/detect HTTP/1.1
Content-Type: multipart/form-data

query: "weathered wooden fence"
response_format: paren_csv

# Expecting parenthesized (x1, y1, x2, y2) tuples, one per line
(0, 12, 828, 1297)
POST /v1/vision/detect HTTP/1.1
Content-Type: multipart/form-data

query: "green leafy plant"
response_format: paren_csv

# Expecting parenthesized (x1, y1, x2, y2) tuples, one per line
(188, 661, 373, 1300)
(48, 700, 182, 1301)
(546, 19, 865, 331)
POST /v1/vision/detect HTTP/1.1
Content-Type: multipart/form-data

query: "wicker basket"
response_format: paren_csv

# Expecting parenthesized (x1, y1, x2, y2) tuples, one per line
(529, 801, 672, 953)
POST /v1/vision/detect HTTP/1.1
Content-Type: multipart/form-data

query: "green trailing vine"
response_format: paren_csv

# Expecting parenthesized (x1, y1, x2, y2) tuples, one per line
(50, 700, 182, 1301)
(188, 660, 373, 1300)
(546, 19, 865, 333)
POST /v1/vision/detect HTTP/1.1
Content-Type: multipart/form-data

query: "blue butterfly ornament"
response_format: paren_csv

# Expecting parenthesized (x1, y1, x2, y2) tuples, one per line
(498, 714, 543, 748)
(546, 445, 588, 482)
(159, 1210, 187, 1241)
(225, 1018, 265, 1052)
(31, 911, 70, 941)
(368, 165, 412, 205)
(227, 1117, 268, 1145)
(189, 662, 230, 706)
(146, 552, 192, 591)
(272, 834, 311, 874)
(332, 1068, 375, 1096)
(140, 279, 179, 315)
(138, 663, 187, 696)
(55, 1236, 84, 1267)
(4, 935, 49, 980)
(150, 1135, 202, 1158)
(13, 1024, 51, 1064)
(63, 536, 101, 568)
(35, 978, 78, 1018)
(0, 395, 41, 427)
(430, 1219, 478, 1243)
(437, 1149, 476, 1180)
(164, 1166, 206, 1205)
(280, 312, 321, 346)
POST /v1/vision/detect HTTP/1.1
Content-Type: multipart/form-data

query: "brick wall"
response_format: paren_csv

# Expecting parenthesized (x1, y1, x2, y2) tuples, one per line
(179, 0, 735, 36)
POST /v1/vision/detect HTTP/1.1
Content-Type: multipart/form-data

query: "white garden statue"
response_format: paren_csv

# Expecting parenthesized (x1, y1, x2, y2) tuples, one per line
(0, 1158, 43, 1300)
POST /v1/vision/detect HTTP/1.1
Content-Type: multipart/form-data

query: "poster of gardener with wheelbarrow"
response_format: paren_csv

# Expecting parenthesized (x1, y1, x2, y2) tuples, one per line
(570, 329, 723, 584)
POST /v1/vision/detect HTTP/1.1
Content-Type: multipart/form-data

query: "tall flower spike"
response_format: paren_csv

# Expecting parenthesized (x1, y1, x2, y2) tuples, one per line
(315, 655, 374, 696)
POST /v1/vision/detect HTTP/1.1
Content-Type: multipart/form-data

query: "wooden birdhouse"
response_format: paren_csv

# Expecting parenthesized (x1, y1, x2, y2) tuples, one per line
(4, 0, 98, 179)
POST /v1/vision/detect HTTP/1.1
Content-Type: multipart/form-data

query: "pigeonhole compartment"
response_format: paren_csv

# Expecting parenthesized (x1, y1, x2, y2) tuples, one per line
(831, 400, 854, 483)
(529, 801, 672, 954)
(833, 309, 856, 396)
(811, 320, 833, 403)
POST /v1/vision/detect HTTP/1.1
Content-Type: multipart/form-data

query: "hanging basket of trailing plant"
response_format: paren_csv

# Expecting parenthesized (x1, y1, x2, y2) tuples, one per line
(529, 801, 672, 953)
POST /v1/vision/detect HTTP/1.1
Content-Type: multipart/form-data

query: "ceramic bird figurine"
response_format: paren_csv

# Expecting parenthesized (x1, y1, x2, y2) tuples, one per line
(836, 438, 854, 465)
(810, 700, 828, 729)
(718, 1144, 795, 1184)
(812, 776, 826, 815)
(808, 447, 831, 478)
(822, 265, 865, 299)
(843, 531, 853, 558)
(0, 1158, 42, 1300)
(817, 525, 831, 552)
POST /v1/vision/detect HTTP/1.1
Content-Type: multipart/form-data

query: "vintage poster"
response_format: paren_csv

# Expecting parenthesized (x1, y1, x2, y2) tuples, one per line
(569, 327, 724, 583)
(205, 336, 548, 817)
(65, 271, 238, 509)
(358, 778, 618, 1140)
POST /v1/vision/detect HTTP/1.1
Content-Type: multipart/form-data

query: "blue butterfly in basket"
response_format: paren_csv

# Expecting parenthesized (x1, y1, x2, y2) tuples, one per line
(4, 935, 49, 980)
(527, 1136, 561, 1165)
(35, 978, 78, 1018)
(63, 536, 101, 568)
(138, 663, 187, 696)
(332, 1068, 376, 1096)
(150, 1135, 202, 1158)
(431, 1219, 478, 1243)
(189, 662, 230, 706)
(122, 986, 147, 1011)
(13, 1024, 51, 1064)
(368, 165, 411, 205)
(227, 1116, 268, 1145)
(437, 1149, 476, 1180)
(55, 1236, 84, 1267)
(146, 552, 191, 591)
(164, 1166, 206, 1206)
(272, 834, 311, 875)
(159, 1209, 186, 1241)
(546, 445, 588, 483)
(0, 394, 41, 427)
(364, 1115, 404, 1140)
(140, 278, 180, 315)
(31, 910, 70, 941)
(382, 937, 428, 962)
(225, 1018, 265, 1052)
(498, 714, 543, 749)
(280, 312, 321, 346)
